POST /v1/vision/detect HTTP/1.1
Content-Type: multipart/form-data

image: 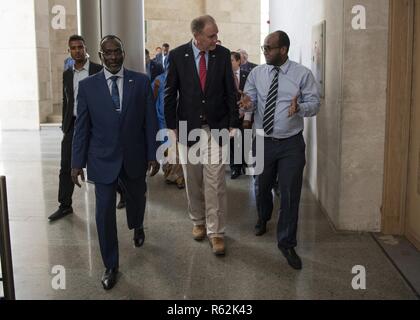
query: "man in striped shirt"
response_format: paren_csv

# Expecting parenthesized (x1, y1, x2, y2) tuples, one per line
(239, 31, 320, 270)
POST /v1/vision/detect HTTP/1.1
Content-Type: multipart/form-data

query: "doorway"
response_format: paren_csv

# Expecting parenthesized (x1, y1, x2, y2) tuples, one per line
(405, 0, 420, 249)
(382, 0, 420, 250)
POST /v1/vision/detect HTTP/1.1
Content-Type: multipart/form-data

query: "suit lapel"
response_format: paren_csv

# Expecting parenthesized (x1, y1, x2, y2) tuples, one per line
(120, 69, 134, 121)
(240, 71, 246, 91)
(204, 49, 216, 94)
(96, 70, 116, 112)
(186, 43, 202, 94)
(88, 62, 100, 75)
(66, 70, 74, 99)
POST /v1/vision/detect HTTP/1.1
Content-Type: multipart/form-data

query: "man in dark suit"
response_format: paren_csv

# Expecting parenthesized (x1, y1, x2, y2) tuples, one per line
(238, 49, 258, 73)
(154, 43, 170, 70)
(165, 15, 240, 256)
(48, 35, 103, 222)
(71, 35, 160, 290)
(230, 51, 249, 179)
(145, 49, 164, 82)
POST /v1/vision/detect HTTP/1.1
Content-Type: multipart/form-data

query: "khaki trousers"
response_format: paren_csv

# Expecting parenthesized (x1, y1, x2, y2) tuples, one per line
(178, 126, 228, 238)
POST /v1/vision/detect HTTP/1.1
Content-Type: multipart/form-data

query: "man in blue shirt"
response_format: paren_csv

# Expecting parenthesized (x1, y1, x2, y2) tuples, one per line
(239, 31, 320, 270)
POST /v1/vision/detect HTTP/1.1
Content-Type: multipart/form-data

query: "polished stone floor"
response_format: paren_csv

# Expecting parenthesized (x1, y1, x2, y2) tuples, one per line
(0, 129, 417, 300)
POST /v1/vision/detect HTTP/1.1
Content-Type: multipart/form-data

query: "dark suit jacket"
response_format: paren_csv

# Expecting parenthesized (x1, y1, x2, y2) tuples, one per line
(240, 61, 258, 74)
(233, 70, 250, 102)
(62, 61, 103, 134)
(164, 42, 240, 146)
(148, 60, 164, 83)
(154, 53, 170, 70)
(239, 70, 249, 91)
(72, 69, 159, 184)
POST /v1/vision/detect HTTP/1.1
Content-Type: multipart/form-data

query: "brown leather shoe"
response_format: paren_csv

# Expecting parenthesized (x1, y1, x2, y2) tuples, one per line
(209, 237, 225, 256)
(192, 225, 206, 241)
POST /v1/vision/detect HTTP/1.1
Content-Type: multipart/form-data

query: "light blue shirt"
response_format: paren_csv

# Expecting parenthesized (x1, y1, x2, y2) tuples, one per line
(104, 67, 124, 111)
(191, 40, 209, 72)
(244, 59, 320, 139)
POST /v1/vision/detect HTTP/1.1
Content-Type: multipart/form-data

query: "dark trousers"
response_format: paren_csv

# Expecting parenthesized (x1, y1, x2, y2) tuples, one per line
(95, 167, 147, 269)
(254, 133, 306, 248)
(58, 124, 75, 209)
(230, 126, 245, 170)
(116, 181, 125, 201)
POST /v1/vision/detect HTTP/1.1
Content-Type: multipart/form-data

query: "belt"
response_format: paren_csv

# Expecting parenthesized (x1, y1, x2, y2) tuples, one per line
(264, 131, 302, 142)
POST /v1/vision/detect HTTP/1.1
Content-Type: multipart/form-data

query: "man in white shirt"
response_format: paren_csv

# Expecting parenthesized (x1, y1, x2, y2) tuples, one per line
(48, 35, 102, 222)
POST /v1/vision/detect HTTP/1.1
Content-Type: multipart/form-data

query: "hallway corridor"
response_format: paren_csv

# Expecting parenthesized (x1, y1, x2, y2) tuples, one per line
(0, 129, 416, 299)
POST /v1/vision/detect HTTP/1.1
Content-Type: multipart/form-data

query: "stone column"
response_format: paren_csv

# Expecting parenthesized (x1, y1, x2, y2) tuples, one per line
(78, 0, 101, 63)
(47, 0, 78, 123)
(101, 0, 145, 72)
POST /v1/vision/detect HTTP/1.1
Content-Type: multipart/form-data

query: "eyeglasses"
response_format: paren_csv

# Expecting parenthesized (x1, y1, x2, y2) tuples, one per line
(260, 45, 281, 53)
(100, 49, 123, 58)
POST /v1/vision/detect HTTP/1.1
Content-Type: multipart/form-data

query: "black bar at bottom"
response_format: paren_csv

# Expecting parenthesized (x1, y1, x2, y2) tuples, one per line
(0, 176, 15, 300)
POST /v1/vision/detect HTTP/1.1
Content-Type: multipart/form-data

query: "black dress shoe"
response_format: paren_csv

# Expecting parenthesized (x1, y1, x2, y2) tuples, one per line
(231, 168, 241, 180)
(48, 207, 73, 222)
(101, 268, 118, 290)
(116, 199, 126, 209)
(133, 228, 145, 247)
(278, 245, 302, 270)
(254, 219, 267, 236)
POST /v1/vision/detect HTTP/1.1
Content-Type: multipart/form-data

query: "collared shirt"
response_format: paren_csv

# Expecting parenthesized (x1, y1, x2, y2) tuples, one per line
(243, 59, 320, 139)
(73, 60, 90, 116)
(104, 67, 124, 111)
(191, 40, 209, 72)
(234, 69, 240, 87)
(162, 54, 168, 67)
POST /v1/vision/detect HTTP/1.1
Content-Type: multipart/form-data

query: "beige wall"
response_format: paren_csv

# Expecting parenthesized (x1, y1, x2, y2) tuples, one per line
(48, 0, 78, 119)
(270, 0, 389, 232)
(144, 0, 260, 64)
(339, 0, 388, 230)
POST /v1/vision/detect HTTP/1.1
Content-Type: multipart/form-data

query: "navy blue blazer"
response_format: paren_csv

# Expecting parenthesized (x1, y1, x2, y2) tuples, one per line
(72, 68, 159, 184)
(148, 60, 164, 82)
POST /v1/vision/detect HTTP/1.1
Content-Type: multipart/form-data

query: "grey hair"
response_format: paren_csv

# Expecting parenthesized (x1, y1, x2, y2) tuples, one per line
(190, 15, 216, 34)
(237, 49, 249, 60)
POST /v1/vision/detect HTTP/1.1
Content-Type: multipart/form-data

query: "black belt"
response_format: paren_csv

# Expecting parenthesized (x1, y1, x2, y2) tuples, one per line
(264, 131, 302, 142)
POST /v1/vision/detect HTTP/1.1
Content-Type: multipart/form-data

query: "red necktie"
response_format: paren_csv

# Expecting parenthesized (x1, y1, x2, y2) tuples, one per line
(199, 51, 207, 91)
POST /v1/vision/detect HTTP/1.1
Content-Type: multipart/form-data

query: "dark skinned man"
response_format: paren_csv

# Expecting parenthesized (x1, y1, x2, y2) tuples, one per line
(239, 31, 320, 270)
(48, 35, 102, 222)
(71, 35, 160, 290)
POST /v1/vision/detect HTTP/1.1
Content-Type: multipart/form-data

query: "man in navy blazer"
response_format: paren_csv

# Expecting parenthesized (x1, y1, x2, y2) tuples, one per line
(71, 35, 160, 290)
(145, 48, 164, 82)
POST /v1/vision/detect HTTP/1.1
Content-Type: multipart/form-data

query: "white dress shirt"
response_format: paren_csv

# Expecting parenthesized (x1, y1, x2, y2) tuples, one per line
(73, 60, 90, 116)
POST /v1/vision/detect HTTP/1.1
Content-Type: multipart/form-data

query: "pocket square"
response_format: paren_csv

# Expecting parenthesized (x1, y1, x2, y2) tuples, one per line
(185, 54, 189, 57)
